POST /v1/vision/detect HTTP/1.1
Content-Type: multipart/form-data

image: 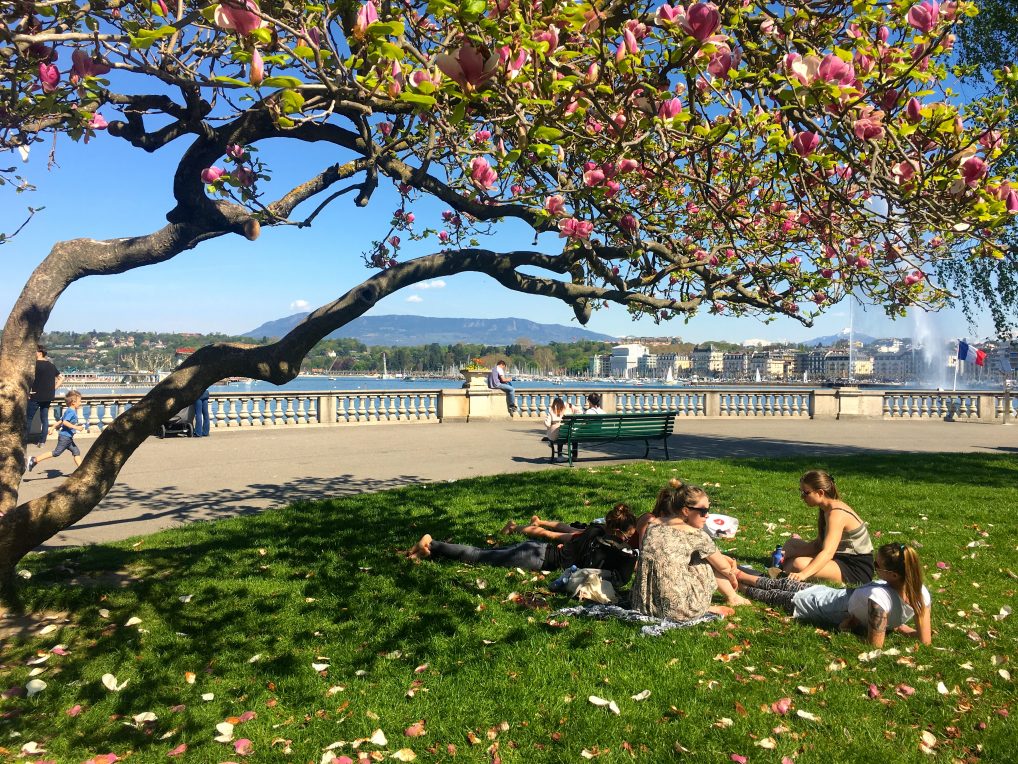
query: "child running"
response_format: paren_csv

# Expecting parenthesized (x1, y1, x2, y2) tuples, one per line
(737, 542, 932, 647)
(28, 390, 85, 473)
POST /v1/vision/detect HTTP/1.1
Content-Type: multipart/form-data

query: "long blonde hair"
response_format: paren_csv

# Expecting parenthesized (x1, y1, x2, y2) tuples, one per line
(877, 542, 926, 619)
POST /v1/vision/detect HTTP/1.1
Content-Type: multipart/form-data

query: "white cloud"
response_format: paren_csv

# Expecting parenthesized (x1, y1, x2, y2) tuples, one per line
(406, 295, 424, 303)
(411, 280, 447, 290)
(290, 299, 310, 311)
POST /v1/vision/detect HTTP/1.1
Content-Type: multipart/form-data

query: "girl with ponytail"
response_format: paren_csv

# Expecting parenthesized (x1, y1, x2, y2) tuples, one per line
(736, 542, 933, 646)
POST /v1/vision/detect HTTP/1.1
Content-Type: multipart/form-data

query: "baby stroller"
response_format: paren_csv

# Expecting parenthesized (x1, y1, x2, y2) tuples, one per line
(158, 403, 195, 438)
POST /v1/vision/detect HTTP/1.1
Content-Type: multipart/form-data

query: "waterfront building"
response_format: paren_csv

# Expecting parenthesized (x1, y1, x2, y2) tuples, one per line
(873, 352, 916, 382)
(750, 352, 788, 380)
(590, 353, 612, 377)
(610, 344, 649, 377)
(691, 344, 724, 378)
(722, 351, 750, 379)
(825, 352, 874, 380)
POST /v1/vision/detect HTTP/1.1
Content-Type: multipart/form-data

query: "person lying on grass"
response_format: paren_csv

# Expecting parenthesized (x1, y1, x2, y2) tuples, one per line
(500, 478, 681, 546)
(409, 503, 640, 584)
(736, 543, 932, 647)
(630, 481, 748, 621)
(781, 470, 875, 585)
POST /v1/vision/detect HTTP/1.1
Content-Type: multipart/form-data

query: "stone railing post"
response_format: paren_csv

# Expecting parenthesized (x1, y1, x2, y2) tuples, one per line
(439, 388, 469, 422)
(704, 390, 720, 417)
(601, 392, 617, 413)
(317, 394, 336, 425)
(835, 387, 884, 419)
(810, 389, 838, 420)
(976, 394, 997, 423)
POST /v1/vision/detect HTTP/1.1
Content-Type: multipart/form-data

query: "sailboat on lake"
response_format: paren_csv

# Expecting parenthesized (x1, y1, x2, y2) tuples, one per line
(663, 366, 678, 385)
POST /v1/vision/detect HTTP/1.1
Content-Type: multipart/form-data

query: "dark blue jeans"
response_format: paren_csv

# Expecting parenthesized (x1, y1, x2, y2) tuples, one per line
(195, 397, 210, 436)
(25, 400, 51, 444)
(429, 540, 549, 570)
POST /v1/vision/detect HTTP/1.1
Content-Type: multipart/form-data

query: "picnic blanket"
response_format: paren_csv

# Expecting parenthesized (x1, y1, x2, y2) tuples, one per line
(556, 603, 722, 637)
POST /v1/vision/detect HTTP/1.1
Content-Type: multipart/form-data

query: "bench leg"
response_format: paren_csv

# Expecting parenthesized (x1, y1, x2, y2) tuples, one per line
(663, 436, 670, 460)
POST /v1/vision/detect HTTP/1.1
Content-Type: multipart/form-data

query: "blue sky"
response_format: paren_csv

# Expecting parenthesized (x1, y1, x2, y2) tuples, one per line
(0, 130, 996, 346)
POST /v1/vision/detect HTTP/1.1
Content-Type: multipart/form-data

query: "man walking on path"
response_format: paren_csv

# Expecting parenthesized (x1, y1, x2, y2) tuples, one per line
(25, 345, 62, 447)
(488, 359, 518, 414)
(194, 388, 211, 437)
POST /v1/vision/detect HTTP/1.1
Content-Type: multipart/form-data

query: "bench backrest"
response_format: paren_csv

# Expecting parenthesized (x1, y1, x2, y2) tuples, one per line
(560, 412, 677, 438)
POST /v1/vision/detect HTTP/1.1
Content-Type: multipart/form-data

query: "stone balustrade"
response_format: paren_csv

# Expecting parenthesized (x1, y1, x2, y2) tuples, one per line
(56, 386, 1015, 438)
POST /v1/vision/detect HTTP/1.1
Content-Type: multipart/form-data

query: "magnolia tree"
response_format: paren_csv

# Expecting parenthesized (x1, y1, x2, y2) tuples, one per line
(0, 0, 1014, 596)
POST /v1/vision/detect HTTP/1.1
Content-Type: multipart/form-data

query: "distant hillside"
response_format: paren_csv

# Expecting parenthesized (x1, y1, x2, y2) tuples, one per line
(801, 330, 879, 347)
(243, 314, 616, 346)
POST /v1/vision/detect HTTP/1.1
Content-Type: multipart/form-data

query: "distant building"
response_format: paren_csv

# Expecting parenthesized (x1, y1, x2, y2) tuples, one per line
(590, 353, 612, 377)
(723, 351, 750, 379)
(691, 344, 724, 377)
(610, 344, 649, 377)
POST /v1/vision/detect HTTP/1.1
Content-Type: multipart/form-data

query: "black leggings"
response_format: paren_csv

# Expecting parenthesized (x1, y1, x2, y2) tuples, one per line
(741, 577, 813, 614)
(428, 540, 551, 570)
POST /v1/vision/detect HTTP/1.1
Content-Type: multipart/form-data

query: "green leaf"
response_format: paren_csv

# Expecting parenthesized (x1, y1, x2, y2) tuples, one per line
(279, 89, 305, 115)
(368, 21, 405, 38)
(451, 102, 466, 124)
(261, 76, 304, 89)
(129, 25, 177, 50)
(399, 92, 437, 107)
(532, 126, 564, 142)
(461, 0, 487, 21)
(251, 27, 273, 45)
(379, 42, 403, 59)
(211, 75, 250, 87)
(293, 45, 316, 59)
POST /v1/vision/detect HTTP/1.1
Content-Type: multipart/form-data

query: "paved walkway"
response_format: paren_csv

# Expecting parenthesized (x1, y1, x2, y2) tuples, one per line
(18, 418, 1017, 548)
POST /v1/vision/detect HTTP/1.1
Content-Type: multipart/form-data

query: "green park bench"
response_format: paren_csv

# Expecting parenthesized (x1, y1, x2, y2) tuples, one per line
(556, 411, 678, 466)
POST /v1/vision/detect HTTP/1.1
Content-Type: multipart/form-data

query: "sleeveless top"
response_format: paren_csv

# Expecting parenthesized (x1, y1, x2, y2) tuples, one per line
(817, 507, 873, 556)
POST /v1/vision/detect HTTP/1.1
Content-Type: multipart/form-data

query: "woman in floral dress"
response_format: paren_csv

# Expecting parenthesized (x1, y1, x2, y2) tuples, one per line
(632, 481, 739, 621)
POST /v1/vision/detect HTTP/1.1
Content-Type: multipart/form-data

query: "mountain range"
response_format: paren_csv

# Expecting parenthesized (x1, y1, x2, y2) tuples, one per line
(243, 314, 616, 346)
(799, 330, 879, 347)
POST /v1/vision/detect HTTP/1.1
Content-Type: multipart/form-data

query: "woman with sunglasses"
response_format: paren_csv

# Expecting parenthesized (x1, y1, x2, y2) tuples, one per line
(631, 481, 744, 622)
(409, 503, 640, 584)
(737, 542, 932, 647)
(781, 470, 874, 585)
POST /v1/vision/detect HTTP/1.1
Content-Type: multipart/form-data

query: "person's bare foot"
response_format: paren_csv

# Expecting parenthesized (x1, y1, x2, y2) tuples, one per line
(728, 595, 753, 607)
(500, 521, 518, 536)
(408, 534, 433, 560)
(531, 514, 542, 527)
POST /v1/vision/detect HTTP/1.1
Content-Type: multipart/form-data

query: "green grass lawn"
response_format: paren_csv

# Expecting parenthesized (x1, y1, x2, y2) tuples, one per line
(2, 453, 1016, 762)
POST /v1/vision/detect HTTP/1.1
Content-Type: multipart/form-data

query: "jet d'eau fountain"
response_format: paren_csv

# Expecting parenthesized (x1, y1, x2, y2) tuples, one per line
(910, 309, 951, 389)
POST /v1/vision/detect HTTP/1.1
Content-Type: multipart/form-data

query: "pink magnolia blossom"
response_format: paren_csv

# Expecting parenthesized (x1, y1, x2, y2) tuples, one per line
(771, 698, 792, 714)
(234, 737, 254, 755)
(658, 98, 682, 120)
(38, 62, 59, 93)
(584, 62, 600, 84)
(893, 161, 916, 183)
(979, 130, 1003, 151)
(352, 1, 379, 40)
(214, 0, 266, 36)
(656, 4, 683, 26)
(472, 129, 491, 143)
(813, 291, 828, 304)
(619, 213, 639, 233)
(707, 45, 740, 79)
(605, 180, 621, 197)
(235, 167, 256, 186)
(853, 114, 884, 141)
(877, 25, 890, 44)
(906, 97, 923, 123)
(791, 131, 820, 157)
(499, 46, 528, 80)
(378, 121, 393, 136)
(71, 49, 111, 80)
(558, 217, 594, 240)
(201, 166, 226, 184)
(583, 167, 606, 187)
(226, 143, 245, 159)
(534, 25, 560, 54)
(545, 195, 566, 215)
(436, 43, 498, 92)
(409, 69, 441, 89)
(904, 270, 924, 285)
(618, 158, 639, 174)
(88, 112, 108, 130)
(960, 156, 987, 187)
(681, 2, 721, 43)
(784, 53, 820, 85)
(854, 52, 875, 76)
(817, 54, 855, 86)
(437, 230, 450, 243)
(389, 235, 400, 247)
(907, 1, 940, 34)
(469, 157, 498, 190)
(249, 48, 264, 86)
(1007, 191, 1018, 214)
(386, 60, 404, 98)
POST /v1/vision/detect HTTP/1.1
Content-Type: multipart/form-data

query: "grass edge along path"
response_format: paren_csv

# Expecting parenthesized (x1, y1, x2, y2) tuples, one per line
(1, 453, 1016, 763)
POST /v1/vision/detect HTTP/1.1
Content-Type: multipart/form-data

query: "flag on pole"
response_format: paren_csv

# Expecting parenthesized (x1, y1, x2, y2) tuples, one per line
(958, 340, 987, 366)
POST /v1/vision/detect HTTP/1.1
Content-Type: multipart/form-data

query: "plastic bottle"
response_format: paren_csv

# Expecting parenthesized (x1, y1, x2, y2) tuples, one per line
(551, 565, 578, 592)
(771, 545, 785, 568)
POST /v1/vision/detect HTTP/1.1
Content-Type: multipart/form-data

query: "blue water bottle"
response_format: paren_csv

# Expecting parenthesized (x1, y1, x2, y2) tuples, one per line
(771, 545, 785, 568)
(551, 565, 578, 592)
